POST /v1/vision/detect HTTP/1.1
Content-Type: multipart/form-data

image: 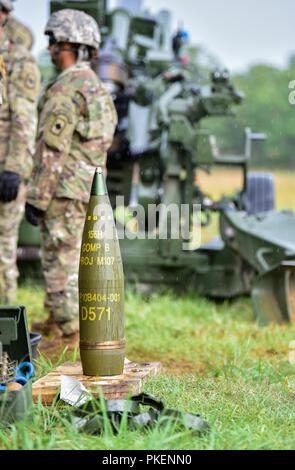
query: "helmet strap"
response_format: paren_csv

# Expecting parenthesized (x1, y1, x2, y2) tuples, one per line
(53, 44, 90, 63)
(77, 45, 90, 62)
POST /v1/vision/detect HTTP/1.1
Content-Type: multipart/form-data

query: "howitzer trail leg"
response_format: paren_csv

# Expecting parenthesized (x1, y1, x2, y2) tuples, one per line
(252, 264, 295, 325)
(290, 271, 295, 322)
(40, 198, 87, 336)
(0, 185, 26, 304)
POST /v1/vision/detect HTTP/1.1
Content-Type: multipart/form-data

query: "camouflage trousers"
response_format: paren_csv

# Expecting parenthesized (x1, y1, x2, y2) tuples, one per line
(40, 198, 87, 335)
(0, 184, 26, 304)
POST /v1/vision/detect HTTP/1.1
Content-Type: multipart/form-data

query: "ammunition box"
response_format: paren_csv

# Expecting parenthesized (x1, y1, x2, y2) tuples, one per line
(0, 306, 33, 423)
(0, 382, 32, 423)
(18, 219, 41, 247)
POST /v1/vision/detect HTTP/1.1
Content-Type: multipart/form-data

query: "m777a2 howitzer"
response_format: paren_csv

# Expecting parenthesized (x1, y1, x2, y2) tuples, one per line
(116, 63, 295, 326)
(18, 0, 295, 325)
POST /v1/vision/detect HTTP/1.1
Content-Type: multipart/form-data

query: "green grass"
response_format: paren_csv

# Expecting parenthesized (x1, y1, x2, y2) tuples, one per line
(0, 285, 294, 450)
(2, 169, 294, 450)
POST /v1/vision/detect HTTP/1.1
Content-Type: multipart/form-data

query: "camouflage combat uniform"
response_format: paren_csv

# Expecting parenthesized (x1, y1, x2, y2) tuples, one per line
(27, 62, 117, 335)
(6, 16, 34, 50)
(0, 54, 6, 104)
(0, 32, 40, 303)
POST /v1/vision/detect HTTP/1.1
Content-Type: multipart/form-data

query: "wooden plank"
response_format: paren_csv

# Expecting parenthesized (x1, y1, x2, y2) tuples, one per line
(33, 360, 162, 405)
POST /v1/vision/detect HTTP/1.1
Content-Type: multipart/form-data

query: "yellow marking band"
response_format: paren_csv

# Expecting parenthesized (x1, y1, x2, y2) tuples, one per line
(82, 243, 102, 253)
(80, 256, 94, 266)
(80, 256, 116, 266)
(81, 306, 112, 321)
(97, 257, 115, 266)
(88, 230, 104, 240)
(80, 293, 121, 303)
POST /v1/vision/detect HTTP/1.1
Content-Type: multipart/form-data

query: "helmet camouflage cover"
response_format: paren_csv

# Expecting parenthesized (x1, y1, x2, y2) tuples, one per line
(0, 0, 13, 11)
(45, 9, 101, 49)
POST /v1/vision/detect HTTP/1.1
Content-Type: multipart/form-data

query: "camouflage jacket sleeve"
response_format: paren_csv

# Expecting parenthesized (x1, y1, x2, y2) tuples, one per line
(7, 17, 34, 50)
(0, 55, 6, 106)
(27, 92, 80, 211)
(5, 55, 40, 178)
(76, 83, 118, 151)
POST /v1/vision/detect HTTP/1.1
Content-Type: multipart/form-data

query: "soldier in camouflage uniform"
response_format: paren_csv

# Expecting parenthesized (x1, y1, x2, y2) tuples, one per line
(0, 53, 6, 104)
(0, 0, 40, 304)
(0, 0, 34, 50)
(26, 9, 117, 338)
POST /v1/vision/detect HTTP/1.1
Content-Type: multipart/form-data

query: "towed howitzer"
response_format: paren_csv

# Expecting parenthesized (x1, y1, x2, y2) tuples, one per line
(18, 0, 295, 325)
(113, 55, 295, 325)
(106, 5, 295, 324)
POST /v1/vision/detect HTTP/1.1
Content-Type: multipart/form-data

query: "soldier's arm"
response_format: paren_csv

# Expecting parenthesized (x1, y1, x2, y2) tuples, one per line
(0, 55, 6, 105)
(96, 84, 118, 151)
(74, 82, 118, 159)
(5, 56, 40, 179)
(27, 93, 80, 211)
(7, 17, 34, 50)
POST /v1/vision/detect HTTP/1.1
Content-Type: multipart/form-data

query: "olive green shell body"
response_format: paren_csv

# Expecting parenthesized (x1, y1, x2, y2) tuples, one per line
(79, 170, 125, 376)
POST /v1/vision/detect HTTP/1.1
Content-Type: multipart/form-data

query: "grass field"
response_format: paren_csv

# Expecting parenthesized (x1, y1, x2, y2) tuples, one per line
(0, 170, 295, 450)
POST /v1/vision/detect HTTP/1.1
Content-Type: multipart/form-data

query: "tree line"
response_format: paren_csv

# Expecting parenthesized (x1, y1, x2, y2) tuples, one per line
(199, 55, 295, 168)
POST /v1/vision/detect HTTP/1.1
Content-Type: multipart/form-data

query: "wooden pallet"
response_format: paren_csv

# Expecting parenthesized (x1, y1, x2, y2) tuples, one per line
(33, 360, 162, 405)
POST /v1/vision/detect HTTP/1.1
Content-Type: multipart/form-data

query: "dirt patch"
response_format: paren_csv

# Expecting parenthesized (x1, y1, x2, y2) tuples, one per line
(129, 349, 204, 376)
(251, 347, 283, 359)
(163, 357, 205, 376)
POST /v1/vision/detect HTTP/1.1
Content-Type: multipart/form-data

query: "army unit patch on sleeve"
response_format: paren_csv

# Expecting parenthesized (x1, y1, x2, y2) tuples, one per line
(14, 61, 40, 101)
(51, 115, 68, 136)
(25, 73, 37, 90)
(41, 94, 78, 151)
(43, 108, 76, 152)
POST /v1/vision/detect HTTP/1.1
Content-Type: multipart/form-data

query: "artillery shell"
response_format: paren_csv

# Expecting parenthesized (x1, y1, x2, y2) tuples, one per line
(79, 168, 125, 377)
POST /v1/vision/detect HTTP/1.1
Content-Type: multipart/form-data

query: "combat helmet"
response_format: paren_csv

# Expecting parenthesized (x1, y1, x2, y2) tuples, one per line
(0, 0, 13, 11)
(45, 9, 101, 49)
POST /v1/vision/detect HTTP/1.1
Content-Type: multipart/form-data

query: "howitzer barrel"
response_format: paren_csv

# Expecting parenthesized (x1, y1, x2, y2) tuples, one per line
(79, 169, 125, 376)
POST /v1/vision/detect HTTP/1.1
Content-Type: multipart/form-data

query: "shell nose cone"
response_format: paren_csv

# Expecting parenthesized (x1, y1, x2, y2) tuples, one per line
(91, 167, 108, 196)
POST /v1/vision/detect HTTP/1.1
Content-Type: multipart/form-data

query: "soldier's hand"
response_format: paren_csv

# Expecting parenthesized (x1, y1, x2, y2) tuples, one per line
(0, 171, 21, 203)
(25, 203, 45, 227)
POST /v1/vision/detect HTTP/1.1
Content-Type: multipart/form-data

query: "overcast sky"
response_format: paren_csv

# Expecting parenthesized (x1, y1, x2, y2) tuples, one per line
(13, 0, 294, 72)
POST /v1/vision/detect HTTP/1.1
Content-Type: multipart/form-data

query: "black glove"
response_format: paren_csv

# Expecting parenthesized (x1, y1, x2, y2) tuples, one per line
(25, 203, 45, 227)
(0, 171, 21, 203)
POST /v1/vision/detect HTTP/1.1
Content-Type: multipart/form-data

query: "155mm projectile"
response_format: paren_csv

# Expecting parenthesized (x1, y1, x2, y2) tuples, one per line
(79, 168, 125, 376)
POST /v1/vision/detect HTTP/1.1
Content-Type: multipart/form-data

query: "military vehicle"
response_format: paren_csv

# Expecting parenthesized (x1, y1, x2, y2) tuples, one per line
(18, 0, 295, 325)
